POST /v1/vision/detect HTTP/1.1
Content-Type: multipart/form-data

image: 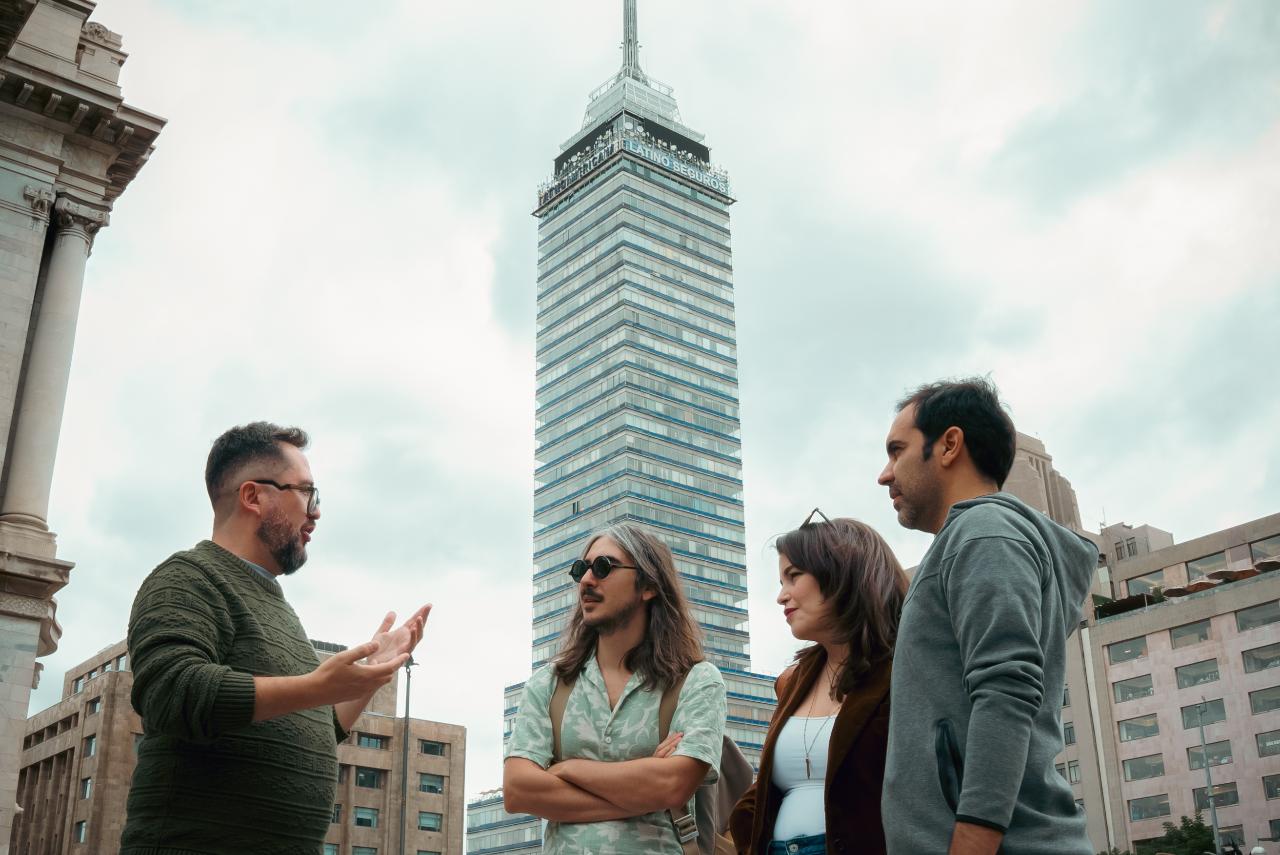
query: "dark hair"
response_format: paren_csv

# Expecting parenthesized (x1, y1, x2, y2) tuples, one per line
(553, 523, 704, 691)
(776, 518, 908, 699)
(205, 422, 309, 509)
(897, 377, 1016, 488)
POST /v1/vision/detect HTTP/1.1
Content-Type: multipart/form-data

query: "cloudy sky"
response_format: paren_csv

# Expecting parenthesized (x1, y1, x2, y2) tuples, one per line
(29, 0, 1279, 797)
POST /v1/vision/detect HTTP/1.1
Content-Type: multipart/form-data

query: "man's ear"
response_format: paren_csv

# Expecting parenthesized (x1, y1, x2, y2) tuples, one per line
(639, 585, 658, 603)
(937, 426, 965, 469)
(237, 480, 266, 518)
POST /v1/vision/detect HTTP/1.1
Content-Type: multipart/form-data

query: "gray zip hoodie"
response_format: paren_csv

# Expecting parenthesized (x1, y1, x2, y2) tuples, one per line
(881, 493, 1097, 854)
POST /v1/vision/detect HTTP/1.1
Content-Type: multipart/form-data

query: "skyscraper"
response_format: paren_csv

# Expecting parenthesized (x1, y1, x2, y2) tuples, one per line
(469, 4, 775, 851)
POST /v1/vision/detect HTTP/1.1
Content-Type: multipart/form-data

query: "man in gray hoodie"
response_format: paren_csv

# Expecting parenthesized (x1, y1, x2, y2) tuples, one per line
(877, 378, 1097, 855)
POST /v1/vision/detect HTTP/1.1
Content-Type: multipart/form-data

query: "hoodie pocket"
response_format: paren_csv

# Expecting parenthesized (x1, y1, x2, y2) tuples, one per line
(935, 718, 964, 814)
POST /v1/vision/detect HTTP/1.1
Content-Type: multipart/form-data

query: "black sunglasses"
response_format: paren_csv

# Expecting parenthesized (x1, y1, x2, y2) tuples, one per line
(250, 479, 320, 515)
(569, 555, 638, 583)
(800, 507, 831, 527)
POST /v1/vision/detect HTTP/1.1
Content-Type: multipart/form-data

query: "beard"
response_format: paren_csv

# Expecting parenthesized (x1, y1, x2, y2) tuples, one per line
(582, 593, 644, 636)
(257, 507, 307, 575)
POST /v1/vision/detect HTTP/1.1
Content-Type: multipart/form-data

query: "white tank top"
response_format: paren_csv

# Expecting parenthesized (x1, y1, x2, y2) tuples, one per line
(770, 714, 836, 842)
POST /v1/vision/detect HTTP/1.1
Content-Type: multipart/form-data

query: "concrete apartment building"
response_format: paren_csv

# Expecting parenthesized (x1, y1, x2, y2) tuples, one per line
(0, 2, 162, 848)
(11, 640, 467, 855)
(1059, 515, 1280, 853)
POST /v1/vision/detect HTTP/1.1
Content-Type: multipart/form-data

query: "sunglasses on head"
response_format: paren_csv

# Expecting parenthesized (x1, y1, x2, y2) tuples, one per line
(800, 507, 831, 527)
(568, 555, 638, 583)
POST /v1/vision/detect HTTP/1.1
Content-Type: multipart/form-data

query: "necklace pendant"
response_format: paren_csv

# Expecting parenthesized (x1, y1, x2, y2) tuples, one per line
(805, 757, 811, 779)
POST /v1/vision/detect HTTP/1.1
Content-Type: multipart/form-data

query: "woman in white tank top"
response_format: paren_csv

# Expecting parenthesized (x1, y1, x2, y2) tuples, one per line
(729, 512, 908, 855)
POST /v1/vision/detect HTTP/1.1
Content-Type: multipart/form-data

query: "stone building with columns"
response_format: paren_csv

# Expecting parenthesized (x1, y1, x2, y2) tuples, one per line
(0, 0, 162, 849)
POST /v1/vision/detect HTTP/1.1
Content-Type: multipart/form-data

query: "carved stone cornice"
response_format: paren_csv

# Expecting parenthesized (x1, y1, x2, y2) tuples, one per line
(22, 183, 52, 217)
(0, 522, 72, 659)
(52, 194, 107, 238)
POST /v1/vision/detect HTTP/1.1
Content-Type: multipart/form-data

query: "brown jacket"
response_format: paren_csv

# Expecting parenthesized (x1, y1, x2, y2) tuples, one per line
(728, 652, 892, 855)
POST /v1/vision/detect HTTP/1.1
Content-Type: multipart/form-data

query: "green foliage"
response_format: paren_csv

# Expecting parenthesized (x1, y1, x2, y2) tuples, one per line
(1131, 813, 1217, 855)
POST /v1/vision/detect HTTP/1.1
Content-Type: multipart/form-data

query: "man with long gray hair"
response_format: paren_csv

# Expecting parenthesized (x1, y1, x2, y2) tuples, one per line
(504, 522, 727, 853)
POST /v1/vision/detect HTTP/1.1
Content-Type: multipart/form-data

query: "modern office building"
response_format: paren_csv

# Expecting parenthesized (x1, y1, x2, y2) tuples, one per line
(0, 2, 163, 848)
(470, 3, 776, 851)
(1058, 513, 1280, 854)
(11, 640, 466, 855)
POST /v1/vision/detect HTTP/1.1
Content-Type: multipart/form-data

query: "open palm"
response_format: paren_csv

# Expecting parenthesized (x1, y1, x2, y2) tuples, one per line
(366, 604, 431, 666)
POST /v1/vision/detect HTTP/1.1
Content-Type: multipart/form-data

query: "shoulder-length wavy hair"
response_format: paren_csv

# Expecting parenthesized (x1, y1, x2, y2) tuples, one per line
(775, 517, 908, 699)
(552, 522, 704, 691)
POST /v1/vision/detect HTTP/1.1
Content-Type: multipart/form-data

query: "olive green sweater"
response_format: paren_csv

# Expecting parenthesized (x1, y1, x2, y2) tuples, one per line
(122, 540, 344, 855)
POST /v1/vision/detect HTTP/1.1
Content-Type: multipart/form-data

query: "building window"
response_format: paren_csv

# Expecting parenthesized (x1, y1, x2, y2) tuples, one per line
(1127, 570, 1164, 597)
(354, 806, 379, 828)
(355, 767, 383, 789)
(1122, 754, 1165, 781)
(1237, 600, 1280, 632)
(419, 739, 448, 756)
(1114, 674, 1155, 703)
(1244, 643, 1280, 673)
(1063, 721, 1076, 745)
(1250, 534, 1280, 563)
(418, 811, 443, 832)
(357, 733, 389, 750)
(1250, 685, 1280, 715)
(323, 846, 338, 855)
(1187, 739, 1232, 770)
(1108, 637, 1148, 664)
(1056, 762, 1067, 779)
(1192, 782, 1239, 810)
(1119, 713, 1160, 742)
(1181, 699, 1226, 729)
(87, 668, 97, 680)
(1219, 826, 1245, 848)
(1063, 686, 1070, 708)
(1175, 659, 1219, 689)
(1125, 537, 1137, 557)
(83, 735, 96, 758)
(1258, 729, 1280, 758)
(79, 777, 92, 799)
(1187, 551, 1227, 582)
(1068, 760, 1080, 783)
(117, 654, 128, 671)
(72, 676, 84, 694)
(1113, 541, 1124, 560)
(418, 851, 442, 855)
(86, 697, 101, 715)
(1169, 619, 1211, 649)
(1264, 773, 1280, 800)
(102, 660, 113, 672)
(331, 804, 341, 824)
(1127, 793, 1170, 821)
(73, 820, 87, 843)
(337, 764, 348, 784)
(419, 772, 445, 794)
(353, 848, 377, 855)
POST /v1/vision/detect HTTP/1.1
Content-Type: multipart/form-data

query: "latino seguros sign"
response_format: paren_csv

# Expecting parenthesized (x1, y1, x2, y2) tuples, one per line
(622, 139, 730, 196)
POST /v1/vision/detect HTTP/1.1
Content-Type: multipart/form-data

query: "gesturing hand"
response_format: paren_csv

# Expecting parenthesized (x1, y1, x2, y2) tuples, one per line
(366, 604, 431, 666)
(311, 641, 406, 704)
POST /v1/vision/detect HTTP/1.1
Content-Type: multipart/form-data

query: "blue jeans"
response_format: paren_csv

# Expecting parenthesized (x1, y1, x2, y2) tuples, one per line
(767, 833, 827, 855)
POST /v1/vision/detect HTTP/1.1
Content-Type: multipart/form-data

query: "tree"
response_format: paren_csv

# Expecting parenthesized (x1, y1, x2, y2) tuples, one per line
(1132, 813, 1217, 855)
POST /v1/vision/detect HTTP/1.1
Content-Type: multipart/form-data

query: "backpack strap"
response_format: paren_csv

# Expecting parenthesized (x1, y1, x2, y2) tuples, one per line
(549, 675, 573, 763)
(661, 670, 699, 855)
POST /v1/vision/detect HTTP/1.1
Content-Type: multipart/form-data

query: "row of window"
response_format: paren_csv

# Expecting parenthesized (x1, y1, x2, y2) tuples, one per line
(323, 847, 440, 855)
(341, 767, 447, 793)
(1107, 602, 1280, 665)
(346, 738, 449, 756)
(332, 805, 443, 831)
(1126, 534, 1280, 597)
(70, 653, 128, 694)
(1129, 776, 1280, 822)
(1124, 736, 1278, 781)
(1118, 689, 1280, 738)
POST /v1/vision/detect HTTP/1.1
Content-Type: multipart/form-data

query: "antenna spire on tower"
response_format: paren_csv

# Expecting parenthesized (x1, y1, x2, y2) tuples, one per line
(622, 0, 644, 80)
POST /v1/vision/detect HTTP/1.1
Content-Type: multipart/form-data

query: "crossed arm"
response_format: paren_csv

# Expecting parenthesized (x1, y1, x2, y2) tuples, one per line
(503, 750, 708, 821)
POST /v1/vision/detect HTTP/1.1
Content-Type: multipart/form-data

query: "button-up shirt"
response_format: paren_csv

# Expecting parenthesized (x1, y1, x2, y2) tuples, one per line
(506, 656, 727, 854)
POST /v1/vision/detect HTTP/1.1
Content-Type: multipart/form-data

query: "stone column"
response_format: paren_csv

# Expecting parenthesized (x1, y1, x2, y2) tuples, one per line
(0, 196, 107, 530)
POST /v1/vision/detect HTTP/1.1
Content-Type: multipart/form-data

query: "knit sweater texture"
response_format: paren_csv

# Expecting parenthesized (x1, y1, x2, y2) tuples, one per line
(121, 540, 343, 855)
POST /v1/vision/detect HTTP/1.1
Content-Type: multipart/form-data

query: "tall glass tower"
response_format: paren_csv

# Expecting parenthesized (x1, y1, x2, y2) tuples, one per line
(468, 5, 775, 852)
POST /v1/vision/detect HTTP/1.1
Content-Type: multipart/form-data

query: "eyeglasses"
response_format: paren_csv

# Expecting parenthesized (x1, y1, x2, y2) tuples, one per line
(250, 479, 320, 515)
(800, 507, 831, 527)
(568, 555, 637, 583)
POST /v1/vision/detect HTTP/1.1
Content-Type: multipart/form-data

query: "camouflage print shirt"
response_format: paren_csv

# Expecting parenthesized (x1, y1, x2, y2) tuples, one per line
(505, 657, 727, 855)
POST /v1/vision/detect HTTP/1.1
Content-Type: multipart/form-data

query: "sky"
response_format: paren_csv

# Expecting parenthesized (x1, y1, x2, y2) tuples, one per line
(28, 0, 1280, 798)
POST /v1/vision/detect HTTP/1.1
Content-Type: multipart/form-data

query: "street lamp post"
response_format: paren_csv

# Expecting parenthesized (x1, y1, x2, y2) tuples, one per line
(1197, 701, 1222, 855)
(399, 660, 414, 849)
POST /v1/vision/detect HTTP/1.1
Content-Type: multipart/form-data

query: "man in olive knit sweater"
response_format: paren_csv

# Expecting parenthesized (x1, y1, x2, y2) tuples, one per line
(121, 422, 430, 855)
